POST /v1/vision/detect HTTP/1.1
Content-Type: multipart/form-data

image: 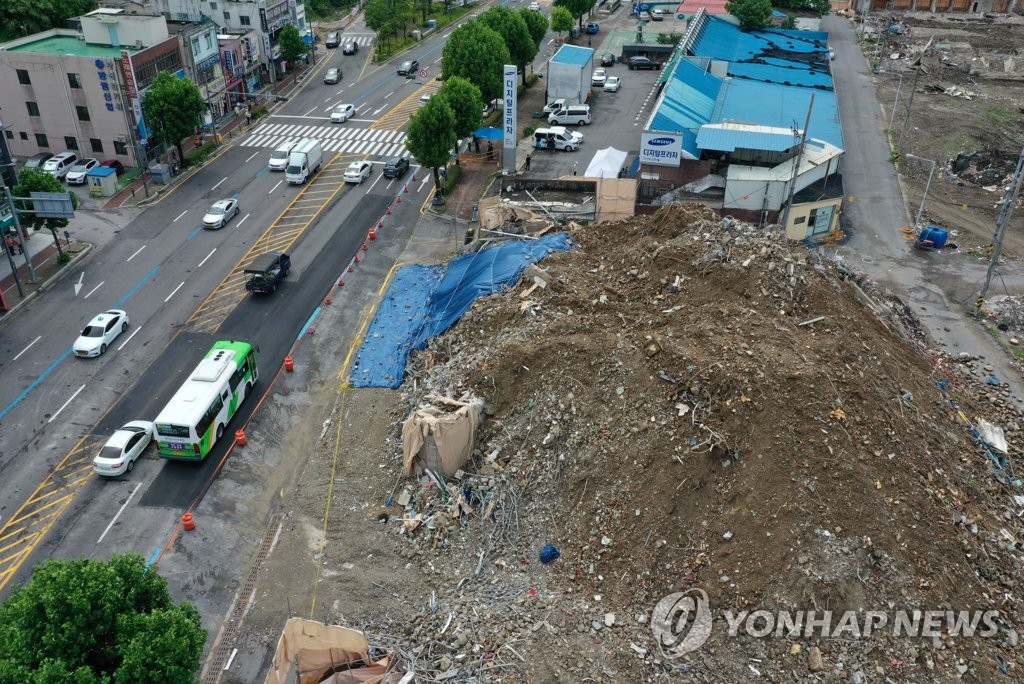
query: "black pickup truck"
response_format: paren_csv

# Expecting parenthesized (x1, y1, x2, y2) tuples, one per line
(245, 252, 291, 294)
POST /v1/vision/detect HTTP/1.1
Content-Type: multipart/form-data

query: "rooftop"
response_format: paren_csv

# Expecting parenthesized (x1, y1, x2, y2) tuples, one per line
(6, 33, 138, 58)
(551, 44, 594, 67)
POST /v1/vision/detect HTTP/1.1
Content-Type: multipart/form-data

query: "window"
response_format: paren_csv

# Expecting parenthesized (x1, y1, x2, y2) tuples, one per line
(205, 33, 214, 49)
(65, 137, 79, 150)
(36, 133, 49, 147)
(17, 69, 30, 85)
(4, 130, 12, 140)
(223, 11, 230, 20)
(76, 105, 90, 122)
(68, 72, 82, 89)
(26, 101, 40, 117)
(20, 132, 28, 141)
(210, 1, 217, 7)
(90, 138, 103, 153)
(114, 140, 128, 155)
(192, 37, 201, 56)
(240, 15, 250, 26)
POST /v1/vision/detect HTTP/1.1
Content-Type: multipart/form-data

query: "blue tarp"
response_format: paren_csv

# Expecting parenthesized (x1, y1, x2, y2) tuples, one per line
(350, 234, 573, 388)
(473, 127, 504, 140)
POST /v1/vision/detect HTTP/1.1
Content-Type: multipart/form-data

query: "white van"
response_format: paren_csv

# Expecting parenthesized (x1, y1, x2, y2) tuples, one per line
(533, 127, 583, 152)
(42, 152, 79, 179)
(548, 105, 591, 126)
(268, 141, 297, 171)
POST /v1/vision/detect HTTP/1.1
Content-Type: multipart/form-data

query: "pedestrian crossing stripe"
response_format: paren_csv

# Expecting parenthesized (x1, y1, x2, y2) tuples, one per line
(241, 124, 409, 159)
(341, 34, 375, 45)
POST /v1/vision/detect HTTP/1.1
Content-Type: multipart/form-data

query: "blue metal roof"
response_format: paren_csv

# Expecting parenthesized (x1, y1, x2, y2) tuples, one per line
(714, 78, 843, 148)
(695, 127, 801, 152)
(650, 59, 723, 158)
(551, 44, 594, 67)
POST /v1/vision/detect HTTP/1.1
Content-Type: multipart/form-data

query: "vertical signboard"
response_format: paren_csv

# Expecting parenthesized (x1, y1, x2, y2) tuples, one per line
(502, 65, 517, 174)
(119, 51, 147, 142)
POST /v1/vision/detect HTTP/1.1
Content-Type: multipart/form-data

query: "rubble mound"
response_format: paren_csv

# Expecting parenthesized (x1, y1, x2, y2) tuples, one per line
(394, 204, 1023, 681)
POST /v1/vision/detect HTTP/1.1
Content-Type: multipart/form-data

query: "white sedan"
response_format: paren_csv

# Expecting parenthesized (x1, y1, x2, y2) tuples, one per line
(202, 198, 240, 229)
(73, 309, 129, 357)
(528, 1, 540, 8)
(591, 69, 607, 87)
(603, 75, 621, 92)
(343, 161, 373, 184)
(330, 103, 355, 123)
(93, 421, 154, 476)
(65, 158, 99, 185)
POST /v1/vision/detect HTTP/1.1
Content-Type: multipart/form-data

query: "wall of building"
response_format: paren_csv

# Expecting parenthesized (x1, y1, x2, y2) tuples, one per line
(785, 197, 843, 241)
(81, 12, 170, 48)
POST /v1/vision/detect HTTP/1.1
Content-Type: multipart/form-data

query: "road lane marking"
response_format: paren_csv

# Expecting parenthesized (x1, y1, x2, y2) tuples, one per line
(97, 482, 142, 544)
(269, 180, 283, 194)
(372, 106, 384, 115)
(0, 349, 71, 420)
(114, 266, 159, 309)
(418, 175, 431, 192)
(198, 248, 217, 268)
(117, 325, 142, 351)
(126, 245, 145, 261)
(173, 210, 188, 222)
(13, 336, 41, 361)
(83, 281, 105, 299)
(366, 173, 383, 193)
(164, 281, 185, 302)
(237, 213, 251, 227)
(48, 384, 85, 424)
(304, 107, 317, 116)
(245, 151, 261, 162)
(212, 176, 228, 190)
(384, 91, 394, 99)
(187, 226, 202, 240)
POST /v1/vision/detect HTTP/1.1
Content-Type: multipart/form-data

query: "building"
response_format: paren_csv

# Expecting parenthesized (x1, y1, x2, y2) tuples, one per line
(169, 18, 226, 124)
(637, 11, 845, 240)
(0, 9, 182, 168)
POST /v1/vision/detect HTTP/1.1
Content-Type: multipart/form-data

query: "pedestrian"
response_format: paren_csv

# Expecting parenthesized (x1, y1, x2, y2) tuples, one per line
(4, 234, 13, 256)
(14, 234, 23, 254)
(487, 141, 494, 160)
(473, 135, 480, 153)
(245, 108, 252, 125)
(588, 37, 592, 47)
(572, 161, 578, 176)
(525, 153, 532, 171)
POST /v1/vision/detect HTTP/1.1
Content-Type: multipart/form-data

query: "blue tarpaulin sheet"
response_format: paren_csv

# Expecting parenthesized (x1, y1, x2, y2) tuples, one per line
(473, 127, 504, 140)
(350, 234, 573, 388)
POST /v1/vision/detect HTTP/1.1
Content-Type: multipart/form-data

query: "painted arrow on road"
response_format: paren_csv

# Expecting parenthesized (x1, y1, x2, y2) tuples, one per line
(74, 271, 84, 296)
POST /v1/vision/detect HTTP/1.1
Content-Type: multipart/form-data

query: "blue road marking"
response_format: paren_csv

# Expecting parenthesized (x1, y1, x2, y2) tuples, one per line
(256, 166, 270, 177)
(297, 306, 322, 342)
(145, 547, 161, 569)
(187, 226, 202, 240)
(115, 266, 160, 308)
(0, 348, 72, 421)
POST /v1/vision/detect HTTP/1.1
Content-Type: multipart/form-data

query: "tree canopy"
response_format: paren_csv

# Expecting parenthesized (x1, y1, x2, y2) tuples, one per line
(0, 0, 97, 42)
(0, 553, 206, 683)
(12, 168, 77, 233)
(406, 96, 457, 195)
(725, 0, 772, 30)
(441, 21, 511, 103)
(479, 6, 537, 85)
(553, 0, 593, 28)
(437, 76, 483, 140)
(550, 6, 573, 36)
(278, 24, 308, 64)
(518, 7, 549, 49)
(142, 71, 205, 162)
(364, 0, 414, 47)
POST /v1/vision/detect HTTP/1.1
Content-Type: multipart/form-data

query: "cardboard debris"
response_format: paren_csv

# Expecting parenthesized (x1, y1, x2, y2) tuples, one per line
(976, 417, 1008, 454)
(264, 618, 405, 684)
(402, 395, 483, 476)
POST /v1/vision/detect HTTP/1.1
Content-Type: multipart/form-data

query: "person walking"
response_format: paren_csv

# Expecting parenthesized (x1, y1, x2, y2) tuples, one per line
(524, 153, 532, 171)
(572, 161, 578, 176)
(487, 141, 494, 160)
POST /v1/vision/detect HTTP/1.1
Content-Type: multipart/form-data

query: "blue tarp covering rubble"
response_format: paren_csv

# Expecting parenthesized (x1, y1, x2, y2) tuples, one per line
(350, 233, 573, 388)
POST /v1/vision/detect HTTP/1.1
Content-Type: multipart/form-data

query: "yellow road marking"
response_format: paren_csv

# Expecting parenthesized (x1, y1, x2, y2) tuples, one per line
(371, 80, 441, 131)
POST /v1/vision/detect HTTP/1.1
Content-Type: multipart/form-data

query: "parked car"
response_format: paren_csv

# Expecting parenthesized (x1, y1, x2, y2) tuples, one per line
(330, 104, 356, 123)
(603, 76, 621, 92)
(101, 159, 126, 176)
(92, 422, 154, 476)
(419, 93, 432, 105)
(628, 56, 661, 70)
(637, 10, 653, 21)
(73, 310, 129, 358)
(600, 53, 615, 67)
(324, 67, 342, 84)
(23, 152, 53, 170)
(383, 156, 410, 179)
(591, 69, 607, 87)
(202, 198, 240, 229)
(42, 152, 78, 179)
(65, 158, 99, 184)
(542, 98, 567, 114)
(325, 32, 340, 48)
(528, 1, 540, 9)
(586, 22, 600, 34)
(397, 59, 419, 75)
(651, 8, 665, 19)
(343, 160, 373, 184)
(342, 40, 358, 54)
(548, 105, 592, 126)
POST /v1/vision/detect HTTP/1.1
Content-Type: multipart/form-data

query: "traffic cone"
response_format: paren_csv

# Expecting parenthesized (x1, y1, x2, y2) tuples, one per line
(386, 205, 391, 215)
(369, 226, 377, 240)
(235, 429, 247, 446)
(338, 276, 345, 286)
(362, 240, 368, 251)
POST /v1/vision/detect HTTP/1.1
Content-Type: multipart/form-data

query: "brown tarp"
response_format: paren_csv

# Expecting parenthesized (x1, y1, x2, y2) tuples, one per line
(401, 395, 482, 477)
(263, 618, 406, 684)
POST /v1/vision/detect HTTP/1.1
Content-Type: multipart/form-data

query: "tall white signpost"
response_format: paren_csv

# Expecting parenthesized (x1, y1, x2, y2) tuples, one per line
(503, 65, 517, 175)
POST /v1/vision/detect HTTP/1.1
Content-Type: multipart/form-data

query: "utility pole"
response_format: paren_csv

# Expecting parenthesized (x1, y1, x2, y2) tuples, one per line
(3, 185, 39, 283)
(904, 153, 936, 228)
(977, 146, 1024, 313)
(780, 93, 815, 230)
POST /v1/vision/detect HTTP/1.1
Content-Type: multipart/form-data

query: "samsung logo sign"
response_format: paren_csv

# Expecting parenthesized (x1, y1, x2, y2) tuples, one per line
(647, 137, 677, 146)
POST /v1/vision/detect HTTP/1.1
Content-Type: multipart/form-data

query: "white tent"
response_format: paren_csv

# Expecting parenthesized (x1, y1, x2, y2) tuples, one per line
(584, 147, 628, 179)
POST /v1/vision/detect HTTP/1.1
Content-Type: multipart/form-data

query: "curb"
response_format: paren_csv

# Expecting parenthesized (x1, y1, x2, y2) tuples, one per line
(0, 243, 94, 323)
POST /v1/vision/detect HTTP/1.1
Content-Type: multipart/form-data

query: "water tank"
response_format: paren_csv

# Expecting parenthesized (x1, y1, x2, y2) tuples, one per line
(918, 225, 948, 249)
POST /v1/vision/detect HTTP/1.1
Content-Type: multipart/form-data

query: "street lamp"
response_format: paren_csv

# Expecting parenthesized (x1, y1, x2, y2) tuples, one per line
(904, 153, 937, 228)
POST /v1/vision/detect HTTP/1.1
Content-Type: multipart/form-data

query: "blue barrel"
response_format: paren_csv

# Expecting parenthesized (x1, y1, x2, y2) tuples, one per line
(919, 225, 948, 249)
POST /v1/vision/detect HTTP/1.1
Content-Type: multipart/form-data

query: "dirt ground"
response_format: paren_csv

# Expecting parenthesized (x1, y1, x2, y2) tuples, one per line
(236, 203, 1024, 682)
(871, 12, 1024, 253)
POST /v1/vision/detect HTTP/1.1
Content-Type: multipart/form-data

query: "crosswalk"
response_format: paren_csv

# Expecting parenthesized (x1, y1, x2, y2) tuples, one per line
(242, 122, 409, 159)
(341, 33, 375, 47)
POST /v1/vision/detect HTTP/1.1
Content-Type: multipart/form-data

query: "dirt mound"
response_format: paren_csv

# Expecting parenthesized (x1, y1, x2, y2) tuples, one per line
(391, 204, 1023, 681)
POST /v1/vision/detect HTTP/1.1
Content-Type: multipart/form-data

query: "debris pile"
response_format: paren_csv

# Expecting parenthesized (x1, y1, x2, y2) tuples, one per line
(352, 204, 1024, 681)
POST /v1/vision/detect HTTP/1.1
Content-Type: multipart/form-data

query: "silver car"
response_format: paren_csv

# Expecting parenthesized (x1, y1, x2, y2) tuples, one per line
(93, 421, 154, 476)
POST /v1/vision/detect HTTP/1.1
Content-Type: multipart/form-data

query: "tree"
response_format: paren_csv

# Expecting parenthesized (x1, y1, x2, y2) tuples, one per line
(437, 76, 483, 140)
(550, 6, 573, 37)
(441, 21, 511, 103)
(278, 24, 308, 65)
(12, 168, 78, 258)
(553, 0, 593, 30)
(142, 71, 205, 163)
(406, 96, 457, 198)
(725, 0, 772, 30)
(480, 6, 537, 85)
(364, 0, 393, 46)
(0, 0, 97, 42)
(518, 7, 549, 49)
(0, 553, 206, 683)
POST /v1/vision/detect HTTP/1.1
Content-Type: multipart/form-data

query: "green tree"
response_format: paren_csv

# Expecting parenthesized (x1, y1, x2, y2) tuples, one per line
(441, 21, 511, 103)
(406, 96, 457, 197)
(364, 0, 393, 46)
(550, 6, 573, 37)
(518, 7, 549, 49)
(553, 0, 593, 30)
(0, 554, 205, 683)
(437, 76, 483, 140)
(725, 0, 771, 30)
(278, 24, 308, 64)
(12, 168, 78, 257)
(142, 71, 205, 162)
(0, 0, 97, 42)
(480, 6, 537, 85)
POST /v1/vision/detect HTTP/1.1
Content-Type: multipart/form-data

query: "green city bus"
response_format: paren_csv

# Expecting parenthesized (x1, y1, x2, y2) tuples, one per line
(154, 340, 258, 460)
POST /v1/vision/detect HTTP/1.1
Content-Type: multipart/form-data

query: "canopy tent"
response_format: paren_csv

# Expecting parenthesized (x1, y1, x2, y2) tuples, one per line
(473, 127, 504, 140)
(584, 147, 628, 178)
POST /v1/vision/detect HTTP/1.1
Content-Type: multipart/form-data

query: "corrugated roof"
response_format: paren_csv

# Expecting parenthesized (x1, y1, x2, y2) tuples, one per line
(650, 59, 723, 157)
(695, 127, 801, 152)
(715, 78, 843, 148)
(551, 44, 595, 67)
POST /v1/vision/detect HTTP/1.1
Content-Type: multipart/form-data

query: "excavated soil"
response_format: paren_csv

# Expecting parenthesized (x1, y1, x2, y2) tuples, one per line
(241, 205, 1024, 682)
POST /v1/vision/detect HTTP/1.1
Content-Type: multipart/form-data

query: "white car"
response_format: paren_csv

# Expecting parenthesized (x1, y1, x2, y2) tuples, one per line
(65, 158, 99, 185)
(343, 161, 373, 184)
(651, 8, 665, 19)
(330, 104, 355, 123)
(74, 309, 129, 358)
(93, 421, 154, 476)
(202, 198, 240, 229)
(528, 1, 540, 9)
(542, 98, 566, 114)
(591, 69, 607, 87)
(419, 93, 432, 105)
(603, 75, 621, 92)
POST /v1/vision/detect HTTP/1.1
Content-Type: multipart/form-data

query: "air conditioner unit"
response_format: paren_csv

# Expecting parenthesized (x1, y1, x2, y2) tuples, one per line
(135, 39, 143, 49)
(76, 32, 84, 40)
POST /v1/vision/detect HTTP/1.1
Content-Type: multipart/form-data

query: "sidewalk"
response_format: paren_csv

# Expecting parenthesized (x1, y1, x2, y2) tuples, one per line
(0, 234, 90, 318)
